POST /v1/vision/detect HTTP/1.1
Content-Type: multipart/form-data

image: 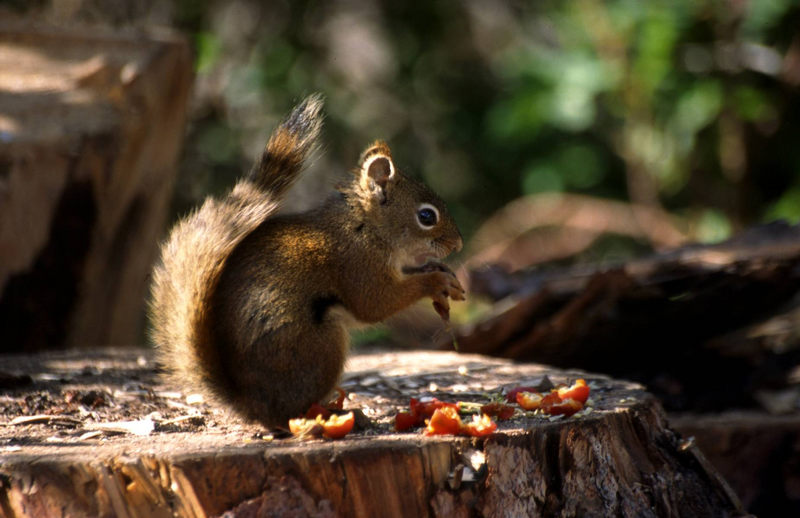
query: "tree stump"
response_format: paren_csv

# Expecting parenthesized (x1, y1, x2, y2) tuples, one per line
(0, 21, 192, 351)
(0, 349, 746, 517)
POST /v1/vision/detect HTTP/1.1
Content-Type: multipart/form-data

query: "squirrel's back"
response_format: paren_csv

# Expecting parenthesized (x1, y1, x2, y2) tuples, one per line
(148, 95, 323, 400)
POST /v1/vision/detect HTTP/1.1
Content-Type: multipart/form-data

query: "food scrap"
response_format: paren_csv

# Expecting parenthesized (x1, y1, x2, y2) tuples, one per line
(514, 379, 590, 417)
(394, 378, 591, 436)
(461, 413, 498, 437)
(302, 388, 348, 421)
(425, 406, 462, 435)
(424, 407, 498, 437)
(304, 403, 331, 420)
(289, 411, 355, 440)
(394, 397, 460, 431)
(479, 403, 516, 421)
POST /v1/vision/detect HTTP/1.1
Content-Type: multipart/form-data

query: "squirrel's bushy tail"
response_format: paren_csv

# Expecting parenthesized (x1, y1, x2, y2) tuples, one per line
(149, 94, 323, 399)
(248, 93, 323, 197)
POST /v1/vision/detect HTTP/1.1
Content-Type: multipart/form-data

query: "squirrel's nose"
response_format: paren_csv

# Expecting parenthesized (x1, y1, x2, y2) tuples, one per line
(453, 232, 463, 253)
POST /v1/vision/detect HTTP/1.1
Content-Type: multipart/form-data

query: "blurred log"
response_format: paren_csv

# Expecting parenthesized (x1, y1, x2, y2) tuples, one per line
(0, 21, 192, 351)
(0, 349, 746, 517)
(457, 222, 800, 411)
(671, 412, 800, 517)
(464, 192, 686, 272)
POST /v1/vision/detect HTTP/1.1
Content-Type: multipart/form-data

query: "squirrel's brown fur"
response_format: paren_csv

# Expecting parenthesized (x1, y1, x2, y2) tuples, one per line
(149, 95, 464, 427)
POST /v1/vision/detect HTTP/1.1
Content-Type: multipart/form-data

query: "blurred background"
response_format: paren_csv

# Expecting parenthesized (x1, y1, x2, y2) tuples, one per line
(1, 0, 798, 350)
(2, 1, 800, 513)
(14, 0, 800, 253)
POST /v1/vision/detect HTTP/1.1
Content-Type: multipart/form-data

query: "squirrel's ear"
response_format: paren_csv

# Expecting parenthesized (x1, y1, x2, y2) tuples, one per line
(358, 141, 395, 204)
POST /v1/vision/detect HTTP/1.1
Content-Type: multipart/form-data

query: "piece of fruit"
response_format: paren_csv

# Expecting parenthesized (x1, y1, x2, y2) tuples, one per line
(546, 398, 584, 417)
(395, 411, 419, 431)
(410, 398, 460, 420)
(462, 414, 498, 437)
(557, 379, 590, 404)
(289, 412, 355, 440)
(394, 397, 462, 432)
(321, 412, 355, 439)
(288, 417, 323, 437)
(513, 378, 591, 418)
(506, 386, 540, 403)
(538, 392, 563, 413)
(516, 391, 544, 411)
(480, 403, 515, 420)
(305, 403, 331, 420)
(424, 406, 463, 436)
(329, 387, 347, 410)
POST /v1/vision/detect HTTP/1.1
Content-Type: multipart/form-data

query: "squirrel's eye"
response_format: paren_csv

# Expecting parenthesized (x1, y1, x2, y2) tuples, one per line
(416, 205, 439, 229)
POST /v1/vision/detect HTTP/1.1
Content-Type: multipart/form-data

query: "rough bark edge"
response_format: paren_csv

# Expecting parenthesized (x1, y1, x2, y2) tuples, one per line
(1, 403, 746, 518)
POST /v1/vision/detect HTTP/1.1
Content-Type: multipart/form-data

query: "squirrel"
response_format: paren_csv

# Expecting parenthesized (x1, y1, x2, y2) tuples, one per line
(149, 94, 465, 428)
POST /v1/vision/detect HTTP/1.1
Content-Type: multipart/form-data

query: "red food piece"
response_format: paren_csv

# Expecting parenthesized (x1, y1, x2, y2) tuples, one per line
(480, 403, 515, 420)
(424, 406, 463, 436)
(516, 391, 544, 410)
(305, 403, 332, 420)
(411, 398, 460, 418)
(395, 398, 460, 432)
(396, 397, 504, 436)
(462, 414, 498, 437)
(394, 411, 419, 431)
(546, 398, 584, 417)
(514, 379, 591, 417)
(538, 392, 563, 413)
(506, 386, 540, 403)
(329, 387, 347, 410)
(557, 379, 590, 404)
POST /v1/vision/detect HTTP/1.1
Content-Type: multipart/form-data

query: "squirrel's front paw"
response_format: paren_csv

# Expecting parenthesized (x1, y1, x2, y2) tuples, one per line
(425, 269, 466, 321)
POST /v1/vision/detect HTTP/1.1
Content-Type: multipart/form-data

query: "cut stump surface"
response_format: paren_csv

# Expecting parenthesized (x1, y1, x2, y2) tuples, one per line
(0, 349, 745, 517)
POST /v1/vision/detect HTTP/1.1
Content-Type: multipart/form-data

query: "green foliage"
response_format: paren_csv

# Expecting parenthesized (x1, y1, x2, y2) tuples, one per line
(194, 32, 221, 73)
(696, 208, 733, 243)
(169, 0, 800, 249)
(766, 187, 800, 223)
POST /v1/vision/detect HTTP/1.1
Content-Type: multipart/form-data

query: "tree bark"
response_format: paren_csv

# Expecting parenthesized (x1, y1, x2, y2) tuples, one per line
(0, 20, 192, 351)
(0, 349, 746, 517)
(456, 222, 800, 413)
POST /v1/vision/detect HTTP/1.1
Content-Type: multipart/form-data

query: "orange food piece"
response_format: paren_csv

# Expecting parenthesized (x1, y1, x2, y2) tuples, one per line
(396, 397, 504, 436)
(425, 408, 499, 437)
(516, 391, 544, 410)
(512, 379, 590, 417)
(411, 398, 460, 418)
(288, 417, 323, 437)
(321, 412, 355, 439)
(557, 379, 590, 404)
(425, 406, 462, 436)
(462, 414, 498, 437)
(395, 397, 461, 431)
(289, 412, 355, 440)
(505, 386, 539, 403)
